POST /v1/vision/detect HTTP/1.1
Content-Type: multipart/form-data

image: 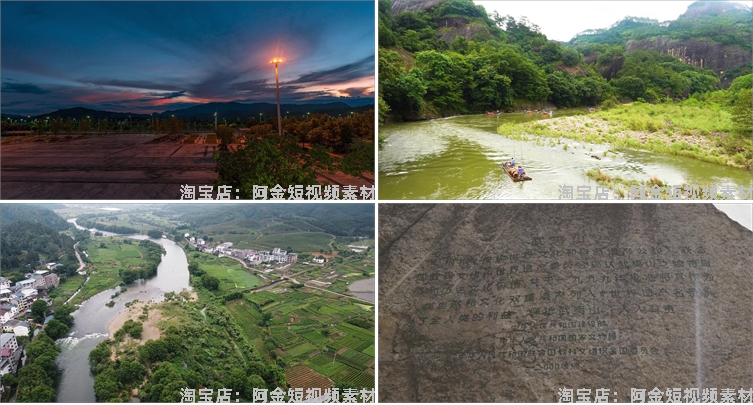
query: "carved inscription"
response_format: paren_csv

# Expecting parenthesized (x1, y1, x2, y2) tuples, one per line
(401, 233, 714, 371)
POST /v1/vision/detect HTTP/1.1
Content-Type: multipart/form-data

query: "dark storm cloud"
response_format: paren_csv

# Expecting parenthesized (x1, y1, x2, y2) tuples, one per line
(291, 55, 375, 85)
(84, 79, 183, 92)
(157, 91, 186, 100)
(234, 79, 276, 94)
(1, 81, 49, 94)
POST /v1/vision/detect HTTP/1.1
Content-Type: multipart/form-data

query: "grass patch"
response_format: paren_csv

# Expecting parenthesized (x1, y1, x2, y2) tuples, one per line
(307, 354, 347, 377)
(248, 232, 333, 253)
(584, 168, 728, 200)
(226, 300, 264, 342)
(285, 342, 317, 357)
(190, 253, 261, 293)
(70, 237, 145, 304)
(48, 274, 87, 306)
(497, 102, 751, 169)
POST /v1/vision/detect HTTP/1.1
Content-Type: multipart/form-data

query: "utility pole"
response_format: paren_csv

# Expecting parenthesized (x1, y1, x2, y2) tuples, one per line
(270, 58, 283, 136)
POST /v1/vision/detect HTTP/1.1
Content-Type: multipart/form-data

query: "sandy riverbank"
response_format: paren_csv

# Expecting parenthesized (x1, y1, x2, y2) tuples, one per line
(107, 301, 163, 343)
(499, 109, 750, 169)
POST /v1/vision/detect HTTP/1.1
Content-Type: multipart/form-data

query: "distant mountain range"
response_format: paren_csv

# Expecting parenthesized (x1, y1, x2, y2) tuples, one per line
(1, 99, 374, 121)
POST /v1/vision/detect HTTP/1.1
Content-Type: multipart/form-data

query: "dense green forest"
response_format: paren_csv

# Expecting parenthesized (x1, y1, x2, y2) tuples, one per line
(379, 0, 752, 122)
(146, 229, 163, 239)
(0, 204, 72, 231)
(0, 221, 79, 279)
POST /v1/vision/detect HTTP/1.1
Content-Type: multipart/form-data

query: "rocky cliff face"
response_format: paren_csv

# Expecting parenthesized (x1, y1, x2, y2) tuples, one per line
(584, 54, 625, 80)
(626, 37, 752, 77)
(435, 19, 491, 43)
(390, 0, 446, 15)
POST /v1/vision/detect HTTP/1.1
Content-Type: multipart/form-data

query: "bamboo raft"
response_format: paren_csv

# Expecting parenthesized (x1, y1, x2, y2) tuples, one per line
(502, 162, 532, 182)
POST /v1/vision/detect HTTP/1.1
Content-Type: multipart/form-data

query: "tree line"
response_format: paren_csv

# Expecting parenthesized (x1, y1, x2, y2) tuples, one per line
(11, 304, 75, 402)
(75, 218, 139, 235)
(120, 240, 164, 284)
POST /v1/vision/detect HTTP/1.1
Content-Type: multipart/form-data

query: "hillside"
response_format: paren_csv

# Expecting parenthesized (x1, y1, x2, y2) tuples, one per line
(570, 1, 752, 87)
(379, 0, 752, 122)
(168, 204, 374, 238)
(0, 204, 72, 230)
(1, 100, 374, 122)
(0, 221, 79, 278)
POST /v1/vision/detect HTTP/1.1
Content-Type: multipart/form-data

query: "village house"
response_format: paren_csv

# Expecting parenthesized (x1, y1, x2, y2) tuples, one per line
(45, 262, 62, 271)
(244, 248, 298, 266)
(1, 353, 15, 376)
(15, 279, 35, 291)
(2, 320, 29, 337)
(246, 255, 262, 266)
(10, 289, 37, 312)
(0, 333, 18, 352)
(287, 253, 298, 264)
(0, 334, 22, 375)
(0, 307, 16, 324)
(0, 289, 10, 304)
(44, 273, 60, 289)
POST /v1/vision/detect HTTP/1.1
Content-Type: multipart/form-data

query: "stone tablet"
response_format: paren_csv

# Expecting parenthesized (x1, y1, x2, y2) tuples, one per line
(379, 204, 753, 402)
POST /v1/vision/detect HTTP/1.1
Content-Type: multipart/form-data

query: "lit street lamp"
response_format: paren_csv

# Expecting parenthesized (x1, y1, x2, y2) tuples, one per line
(270, 58, 283, 136)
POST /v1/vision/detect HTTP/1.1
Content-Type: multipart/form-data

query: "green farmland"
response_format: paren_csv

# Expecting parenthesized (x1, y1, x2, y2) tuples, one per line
(224, 287, 375, 389)
(189, 252, 262, 293)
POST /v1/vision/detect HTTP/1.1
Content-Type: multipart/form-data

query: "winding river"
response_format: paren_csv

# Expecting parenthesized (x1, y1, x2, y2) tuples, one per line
(379, 109, 753, 199)
(56, 219, 190, 402)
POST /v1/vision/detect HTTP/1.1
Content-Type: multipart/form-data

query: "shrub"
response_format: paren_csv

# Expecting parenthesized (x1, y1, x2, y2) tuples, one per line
(600, 99, 616, 110)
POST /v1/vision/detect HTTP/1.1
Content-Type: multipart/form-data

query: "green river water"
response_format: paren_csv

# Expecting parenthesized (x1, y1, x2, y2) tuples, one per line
(378, 108, 753, 200)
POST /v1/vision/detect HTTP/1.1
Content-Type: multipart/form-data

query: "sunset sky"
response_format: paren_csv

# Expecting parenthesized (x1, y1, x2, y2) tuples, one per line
(1, 1, 374, 116)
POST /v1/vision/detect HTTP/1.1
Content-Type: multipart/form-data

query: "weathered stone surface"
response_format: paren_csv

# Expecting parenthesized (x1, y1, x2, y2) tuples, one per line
(626, 37, 751, 78)
(390, 0, 446, 16)
(379, 204, 753, 402)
